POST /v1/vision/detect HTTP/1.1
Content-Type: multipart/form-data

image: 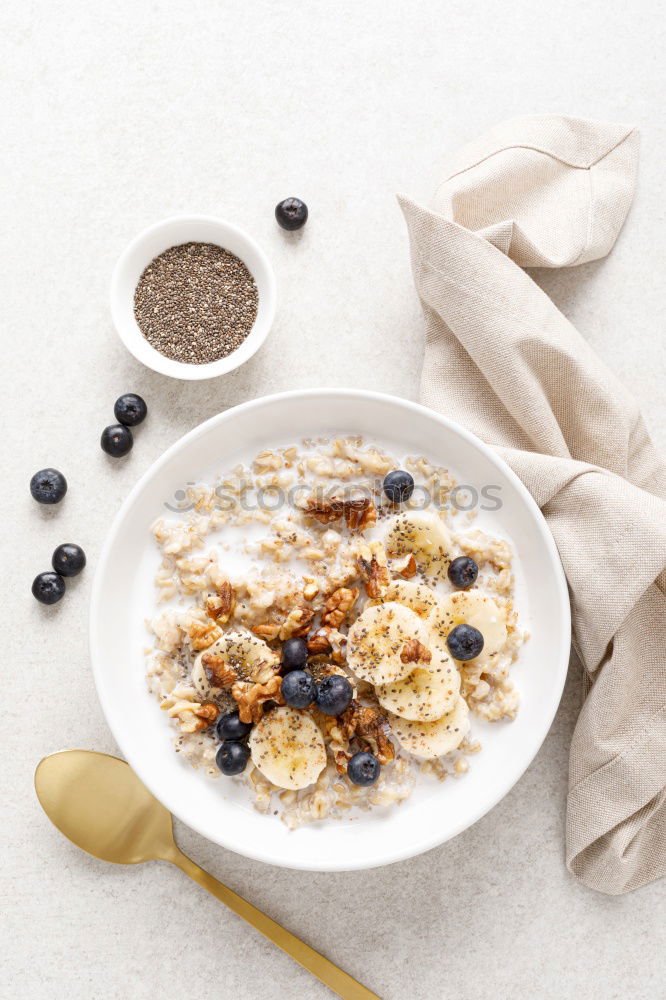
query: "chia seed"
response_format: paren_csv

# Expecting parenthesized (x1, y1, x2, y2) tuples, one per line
(133, 241, 259, 364)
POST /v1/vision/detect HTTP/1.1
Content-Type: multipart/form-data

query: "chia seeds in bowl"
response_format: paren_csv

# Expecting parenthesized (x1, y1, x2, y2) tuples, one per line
(133, 242, 259, 364)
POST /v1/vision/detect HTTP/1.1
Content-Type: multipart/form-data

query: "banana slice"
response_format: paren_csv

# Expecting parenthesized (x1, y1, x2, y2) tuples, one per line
(387, 696, 470, 759)
(429, 592, 507, 663)
(347, 601, 430, 685)
(249, 706, 326, 790)
(375, 646, 460, 722)
(191, 629, 279, 699)
(367, 579, 442, 620)
(384, 511, 453, 578)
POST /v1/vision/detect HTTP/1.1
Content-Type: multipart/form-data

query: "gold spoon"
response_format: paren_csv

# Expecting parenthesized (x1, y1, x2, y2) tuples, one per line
(35, 750, 381, 1000)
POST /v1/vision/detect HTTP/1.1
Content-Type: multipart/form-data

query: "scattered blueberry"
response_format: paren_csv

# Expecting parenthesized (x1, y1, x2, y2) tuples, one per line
(216, 710, 252, 742)
(215, 741, 250, 776)
(281, 670, 317, 709)
(101, 424, 133, 457)
(315, 674, 354, 716)
(275, 197, 308, 231)
(32, 571, 66, 605)
(382, 470, 414, 504)
(52, 543, 86, 578)
(447, 556, 478, 590)
(114, 393, 148, 427)
(30, 468, 67, 505)
(281, 636, 309, 672)
(446, 623, 484, 661)
(347, 751, 380, 787)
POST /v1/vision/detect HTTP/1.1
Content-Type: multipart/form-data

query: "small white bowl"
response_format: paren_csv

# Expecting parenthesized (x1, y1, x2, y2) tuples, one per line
(110, 215, 276, 380)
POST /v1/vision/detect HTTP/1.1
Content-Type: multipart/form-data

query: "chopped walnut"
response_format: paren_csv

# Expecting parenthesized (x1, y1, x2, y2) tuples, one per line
(279, 606, 315, 640)
(321, 587, 359, 629)
(307, 626, 347, 663)
(252, 623, 281, 641)
(390, 553, 417, 579)
(339, 700, 395, 765)
(190, 702, 219, 731)
(161, 689, 219, 733)
(232, 674, 285, 724)
(188, 621, 223, 651)
(357, 541, 390, 598)
(303, 494, 376, 532)
(345, 499, 376, 532)
(303, 581, 319, 601)
(200, 651, 239, 687)
(205, 581, 235, 623)
(400, 639, 432, 665)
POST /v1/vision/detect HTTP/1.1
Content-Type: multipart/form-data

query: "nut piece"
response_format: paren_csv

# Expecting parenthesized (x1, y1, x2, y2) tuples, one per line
(252, 623, 281, 641)
(279, 606, 315, 640)
(357, 541, 390, 598)
(206, 581, 235, 623)
(339, 700, 395, 765)
(390, 553, 417, 579)
(190, 702, 220, 731)
(307, 626, 347, 663)
(161, 687, 219, 733)
(200, 652, 239, 687)
(345, 499, 376, 532)
(400, 639, 432, 665)
(321, 587, 359, 629)
(188, 621, 223, 651)
(304, 494, 377, 531)
(232, 674, 285, 724)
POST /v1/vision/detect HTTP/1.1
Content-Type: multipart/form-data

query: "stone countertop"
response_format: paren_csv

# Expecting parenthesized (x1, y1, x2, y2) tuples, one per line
(3, 1, 665, 997)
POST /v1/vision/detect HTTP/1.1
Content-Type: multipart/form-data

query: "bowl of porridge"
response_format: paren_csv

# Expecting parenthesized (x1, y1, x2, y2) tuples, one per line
(90, 389, 570, 871)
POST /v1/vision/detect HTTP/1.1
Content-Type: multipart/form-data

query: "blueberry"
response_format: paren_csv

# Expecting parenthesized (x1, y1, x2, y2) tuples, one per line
(114, 393, 148, 427)
(275, 197, 308, 231)
(32, 571, 66, 605)
(30, 468, 67, 505)
(315, 674, 354, 716)
(281, 636, 308, 672)
(216, 710, 252, 742)
(281, 670, 316, 709)
(101, 424, 133, 457)
(347, 751, 380, 787)
(447, 556, 478, 590)
(215, 741, 250, 776)
(446, 623, 484, 661)
(382, 470, 414, 504)
(52, 543, 86, 578)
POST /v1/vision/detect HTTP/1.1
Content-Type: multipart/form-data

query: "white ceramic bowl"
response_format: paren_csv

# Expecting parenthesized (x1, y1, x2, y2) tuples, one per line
(110, 215, 276, 380)
(90, 389, 570, 871)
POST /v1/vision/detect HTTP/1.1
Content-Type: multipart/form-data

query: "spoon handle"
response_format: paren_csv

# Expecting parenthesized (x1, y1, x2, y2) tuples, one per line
(168, 847, 382, 1000)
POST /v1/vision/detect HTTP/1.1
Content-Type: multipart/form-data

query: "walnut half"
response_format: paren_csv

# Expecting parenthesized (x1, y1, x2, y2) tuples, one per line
(339, 701, 395, 765)
(188, 621, 223, 651)
(400, 639, 432, 665)
(304, 494, 377, 532)
(321, 587, 359, 629)
(206, 581, 235, 623)
(232, 674, 285, 724)
(357, 541, 390, 598)
(200, 651, 238, 687)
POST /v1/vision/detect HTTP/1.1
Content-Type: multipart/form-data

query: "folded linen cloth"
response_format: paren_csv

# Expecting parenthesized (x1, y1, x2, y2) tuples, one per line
(399, 115, 666, 896)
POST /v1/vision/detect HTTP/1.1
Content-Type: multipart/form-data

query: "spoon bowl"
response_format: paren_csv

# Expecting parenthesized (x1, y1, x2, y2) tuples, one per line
(35, 750, 174, 865)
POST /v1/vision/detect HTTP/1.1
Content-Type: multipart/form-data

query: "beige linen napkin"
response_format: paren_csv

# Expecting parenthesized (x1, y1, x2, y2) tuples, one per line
(399, 115, 666, 895)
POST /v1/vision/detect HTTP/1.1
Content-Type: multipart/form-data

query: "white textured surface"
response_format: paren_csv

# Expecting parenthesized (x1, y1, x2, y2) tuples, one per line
(3, 2, 665, 998)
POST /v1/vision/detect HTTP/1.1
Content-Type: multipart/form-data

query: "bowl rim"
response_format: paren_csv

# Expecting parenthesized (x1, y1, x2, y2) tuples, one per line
(89, 388, 571, 870)
(109, 214, 277, 381)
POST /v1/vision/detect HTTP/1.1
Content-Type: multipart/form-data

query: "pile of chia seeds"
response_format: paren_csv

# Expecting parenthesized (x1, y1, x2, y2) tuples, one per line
(133, 242, 259, 364)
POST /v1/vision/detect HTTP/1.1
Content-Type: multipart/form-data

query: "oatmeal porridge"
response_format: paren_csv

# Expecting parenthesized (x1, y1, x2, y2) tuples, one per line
(145, 436, 526, 829)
